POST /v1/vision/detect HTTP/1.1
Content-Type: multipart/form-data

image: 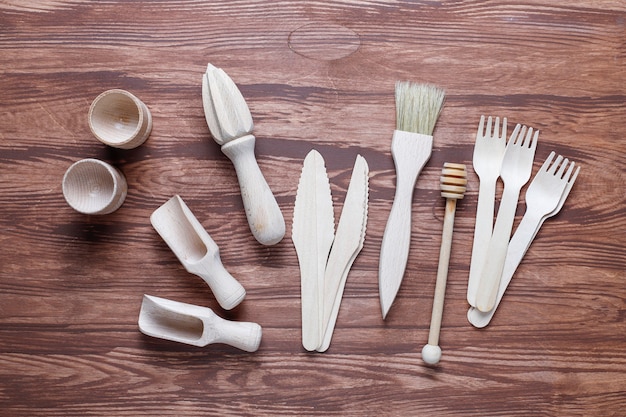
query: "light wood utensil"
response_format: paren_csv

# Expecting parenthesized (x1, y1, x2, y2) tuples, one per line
(318, 154, 368, 352)
(202, 63, 285, 246)
(292, 151, 369, 352)
(292, 150, 335, 351)
(150, 195, 246, 310)
(138, 295, 262, 351)
(475, 124, 538, 312)
(88, 89, 152, 149)
(467, 115, 507, 307)
(379, 81, 445, 319)
(422, 163, 466, 365)
(468, 152, 579, 327)
(62, 158, 127, 215)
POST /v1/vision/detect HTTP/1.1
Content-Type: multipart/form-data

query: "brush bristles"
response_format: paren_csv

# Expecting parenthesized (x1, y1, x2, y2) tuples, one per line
(395, 81, 445, 135)
(440, 163, 467, 199)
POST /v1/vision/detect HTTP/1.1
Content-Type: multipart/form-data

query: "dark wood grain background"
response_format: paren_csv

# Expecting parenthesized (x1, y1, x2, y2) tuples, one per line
(1, 1, 624, 415)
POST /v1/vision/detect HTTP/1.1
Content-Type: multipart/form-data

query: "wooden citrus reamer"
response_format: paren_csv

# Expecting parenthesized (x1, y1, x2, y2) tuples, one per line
(202, 64, 285, 246)
(422, 163, 467, 365)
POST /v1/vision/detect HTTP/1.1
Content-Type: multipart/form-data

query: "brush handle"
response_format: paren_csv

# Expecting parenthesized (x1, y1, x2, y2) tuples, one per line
(378, 131, 433, 318)
(221, 134, 286, 246)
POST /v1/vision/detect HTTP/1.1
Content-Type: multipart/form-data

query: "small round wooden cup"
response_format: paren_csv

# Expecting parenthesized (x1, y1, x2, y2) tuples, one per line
(88, 89, 152, 149)
(62, 158, 127, 215)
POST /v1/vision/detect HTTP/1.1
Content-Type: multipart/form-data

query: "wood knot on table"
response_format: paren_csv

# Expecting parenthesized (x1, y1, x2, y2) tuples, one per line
(288, 22, 361, 61)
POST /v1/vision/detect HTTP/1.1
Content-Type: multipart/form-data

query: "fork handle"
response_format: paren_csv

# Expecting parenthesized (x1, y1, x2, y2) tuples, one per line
(468, 212, 543, 327)
(467, 178, 498, 307)
(475, 185, 521, 312)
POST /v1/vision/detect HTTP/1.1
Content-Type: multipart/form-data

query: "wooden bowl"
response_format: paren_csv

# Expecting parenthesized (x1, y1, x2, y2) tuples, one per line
(88, 89, 152, 149)
(62, 158, 127, 215)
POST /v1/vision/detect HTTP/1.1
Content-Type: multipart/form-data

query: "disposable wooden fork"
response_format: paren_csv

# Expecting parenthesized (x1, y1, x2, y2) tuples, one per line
(467, 115, 507, 307)
(475, 123, 538, 312)
(468, 152, 579, 327)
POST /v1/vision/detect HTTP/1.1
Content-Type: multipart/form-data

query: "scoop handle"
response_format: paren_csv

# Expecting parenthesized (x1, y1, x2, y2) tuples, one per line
(189, 255, 246, 311)
(221, 134, 285, 246)
(212, 315, 262, 352)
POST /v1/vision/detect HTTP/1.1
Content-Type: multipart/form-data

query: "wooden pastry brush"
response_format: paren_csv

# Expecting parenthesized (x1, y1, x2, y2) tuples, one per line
(378, 81, 445, 320)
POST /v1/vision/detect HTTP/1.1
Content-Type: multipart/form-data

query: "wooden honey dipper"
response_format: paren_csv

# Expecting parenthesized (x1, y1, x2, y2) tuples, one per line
(422, 163, 467, 365)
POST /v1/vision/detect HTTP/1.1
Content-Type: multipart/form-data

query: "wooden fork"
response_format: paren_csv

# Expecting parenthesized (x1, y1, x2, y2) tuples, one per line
(467, 115, 508, 307)
(468, 152, 580, 327)
(475, 123, 538, 312)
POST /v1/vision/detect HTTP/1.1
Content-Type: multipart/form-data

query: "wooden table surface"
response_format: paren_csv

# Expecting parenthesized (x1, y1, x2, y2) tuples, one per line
(1, 1, 624, 415)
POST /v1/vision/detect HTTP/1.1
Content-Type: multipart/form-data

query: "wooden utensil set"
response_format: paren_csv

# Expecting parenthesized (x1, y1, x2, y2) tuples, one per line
(62, 64, 579, 361)
(293, 151, 369, 352)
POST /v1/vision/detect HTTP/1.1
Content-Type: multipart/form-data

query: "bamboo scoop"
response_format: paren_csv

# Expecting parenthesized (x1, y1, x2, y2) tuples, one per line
(150, 195, 246, 310)
(422, 163, 466, 365)
(202, 63, 285, 246)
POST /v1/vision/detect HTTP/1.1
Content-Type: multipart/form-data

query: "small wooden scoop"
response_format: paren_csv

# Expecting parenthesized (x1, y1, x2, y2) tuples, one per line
(150, 195, 246, 310)
(138, 295, 262, 351)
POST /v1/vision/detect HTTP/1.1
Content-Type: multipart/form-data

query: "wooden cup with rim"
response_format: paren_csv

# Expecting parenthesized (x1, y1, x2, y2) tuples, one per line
(62, 158, 127, 215)
(88, 89, 152, 149)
